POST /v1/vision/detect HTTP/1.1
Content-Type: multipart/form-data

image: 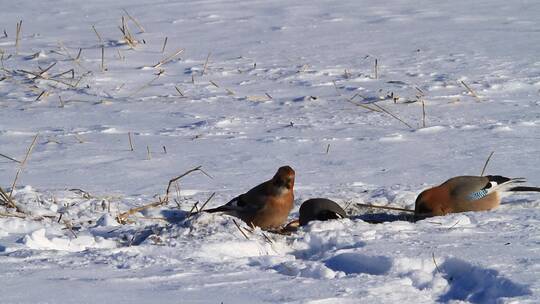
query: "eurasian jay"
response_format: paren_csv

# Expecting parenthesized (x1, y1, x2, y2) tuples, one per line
(414, 175, 540, 219)
(284, 198, 347, 231)
(205, 166, 295, 229)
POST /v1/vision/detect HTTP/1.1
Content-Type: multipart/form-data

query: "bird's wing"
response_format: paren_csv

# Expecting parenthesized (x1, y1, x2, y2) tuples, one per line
(450, 175, 526, 202)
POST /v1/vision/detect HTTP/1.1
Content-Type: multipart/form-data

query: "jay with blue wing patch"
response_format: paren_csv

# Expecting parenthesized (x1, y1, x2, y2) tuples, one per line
(415, 175, 540, 219)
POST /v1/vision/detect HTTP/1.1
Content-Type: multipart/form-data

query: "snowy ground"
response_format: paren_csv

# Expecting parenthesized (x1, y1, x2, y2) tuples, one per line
(1, 0, 540, 303)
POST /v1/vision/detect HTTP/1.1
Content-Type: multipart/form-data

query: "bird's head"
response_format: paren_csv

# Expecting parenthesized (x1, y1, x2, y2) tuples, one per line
(414, 186, 447, 220)
(272, 165, 295, 190)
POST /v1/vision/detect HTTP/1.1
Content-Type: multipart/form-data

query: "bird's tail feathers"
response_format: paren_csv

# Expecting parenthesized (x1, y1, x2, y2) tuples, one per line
(509, 186, 540, 192)
(490, 177, 526, 193)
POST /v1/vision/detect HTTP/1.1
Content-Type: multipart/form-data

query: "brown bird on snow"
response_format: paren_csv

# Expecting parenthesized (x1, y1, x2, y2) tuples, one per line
(205, 166, 295, 229)
(414, 175, 540, 219)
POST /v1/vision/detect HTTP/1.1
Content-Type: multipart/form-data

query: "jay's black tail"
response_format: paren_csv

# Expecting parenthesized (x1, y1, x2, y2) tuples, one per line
(510, 186, 540, 192)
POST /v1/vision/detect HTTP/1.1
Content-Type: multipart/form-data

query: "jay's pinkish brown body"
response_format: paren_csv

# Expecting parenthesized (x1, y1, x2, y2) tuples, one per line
(205, 166, 295, 229)
(415, 175, 540, 219)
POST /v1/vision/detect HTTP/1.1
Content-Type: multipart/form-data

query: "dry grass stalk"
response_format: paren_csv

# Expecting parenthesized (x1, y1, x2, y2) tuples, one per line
(101, 46, 106, 71)
(174, 86, 184, 97)
(9, 133, 39, 200)
(0, 185, 21, 211)
(225, 88, 235, 95)
(432, 252, 441, 273)
(129, 75, 160, 97)
(186, 201, 200, 218)
(58, 96, 65, 107)
(0, 153, 20, 163)
(374, 58, 378, 79)
(265, 93, 273, 100)
(202, 52, 211, 75)
(232, 219, 250, 240)
(38, 62, 57, 77)
(209, 80, 219, 88)
(51, 68, 75, 79)
(119, 16, 138, 48)
(164, 166, 212, 201)
(122, 9, 145, 33)
(0, 210, 26, 218)
(117, 49, 125, 61)
(92, 25, 103, 44)
(15, 20, 22, 54)
(460, 80, 480, 100)
(162, 146, 167, 154)
(480, 151, 495, 176)
(128, 132, 134, 151)
(116, 166, 212, 224)
(326, 143, 330, 154)
(146, 145, 151, 160)
(75, 48, 82, 61)
(345, 97, 380, 112)
(197, 192, 216, 212)
(35, 90, 47, 101)
(19, 69, 74, 87)
(73, 134, 85, 143)
(152, 48, 184, 69)
(355, 202, 415, 213)
(373, 103, 414, 129)
(421, 99, 426, 128)
(161, 37, 168, 53)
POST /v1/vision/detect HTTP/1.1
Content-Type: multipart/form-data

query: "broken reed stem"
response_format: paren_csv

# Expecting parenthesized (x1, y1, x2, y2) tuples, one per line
(146, 145, 151, 160)
(128, 132, 134, 151)
(161, 37, 168, 53)
(345, 97, 381, 112)
(35, 90, 47, 101)
(175, 86, 184, 97)
(58, 95, 65, 107)
(355, 202, 415, 213)
(0, 185, 20, 211)
(421, 99, 426, 128)
(480, 151, 495, 176)
(9, 133, 39, 200)
(92, 25, 103, 44)
(101, 46, 105, 71)
(129, 75, 160, 97)
(152, 48, 184, 69)
(373, 103, 414, 129)
(73, 134, 84, 143)
(164, 166, 212, 202)
(374, 58, 378, 79)
(117, 166, 213, 224)
(198, 192, 216, 212)
(15, 20, 22, 54)
(432, 252, 441, 273)
(202, 52, 211, 75)
(460, 80, 480, 100)
(326, 143, 330, 154)
(122, 9, 145, 33)
(186, 202, 199, 218)
(0, 153, 21, 163)
(232, 219, 250, 240)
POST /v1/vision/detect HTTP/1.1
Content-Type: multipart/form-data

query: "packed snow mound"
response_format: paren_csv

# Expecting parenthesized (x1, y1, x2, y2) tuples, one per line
(23, 228, 117, 252)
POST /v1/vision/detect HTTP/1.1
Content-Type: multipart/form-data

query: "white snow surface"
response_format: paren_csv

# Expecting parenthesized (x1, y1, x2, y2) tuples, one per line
(1, 0, 540, 303)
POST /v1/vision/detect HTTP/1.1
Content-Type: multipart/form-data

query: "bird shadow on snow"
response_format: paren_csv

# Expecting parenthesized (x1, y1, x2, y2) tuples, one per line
(438, 258, 531, 303)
